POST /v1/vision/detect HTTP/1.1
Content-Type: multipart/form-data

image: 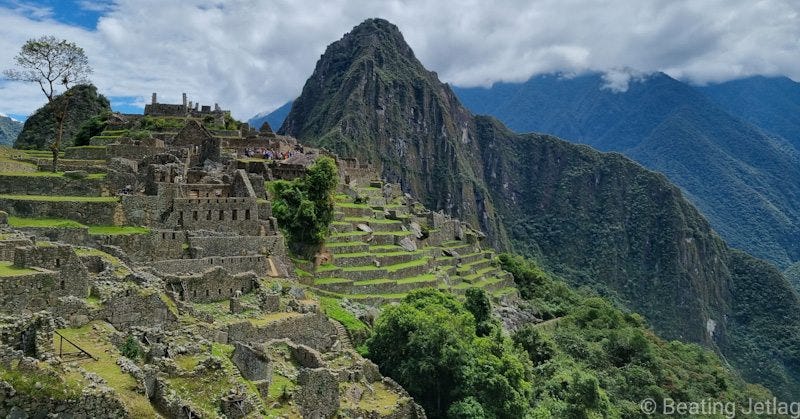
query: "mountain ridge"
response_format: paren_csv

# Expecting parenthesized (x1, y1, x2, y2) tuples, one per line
(279, 17, 800, 397)
(455, 72, 800, 269)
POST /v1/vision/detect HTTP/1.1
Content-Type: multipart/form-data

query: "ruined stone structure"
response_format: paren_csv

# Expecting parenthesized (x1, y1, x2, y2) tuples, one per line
(0, 97, 429, 418)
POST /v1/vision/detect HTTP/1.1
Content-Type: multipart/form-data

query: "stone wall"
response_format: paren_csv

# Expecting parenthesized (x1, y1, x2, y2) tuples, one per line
(0, 198, 119, 225)
(15, 227, 90, 247)
(0, 378, 127, 418)
(169, 197, 260, 234)
(96, 230, 185, 262)
(164, 267, 257, 303)
(106, 143, 164, 161)
(64, 146, 107, 160)
(226, 313, 337, 352)
(0, 245, 91, 313)
(148, 255, 268, 276)
(0, 175, 105, 196)
(188, 235, 280, 258)
(0, 237, 32, 261)
(100, 287, 178, 331)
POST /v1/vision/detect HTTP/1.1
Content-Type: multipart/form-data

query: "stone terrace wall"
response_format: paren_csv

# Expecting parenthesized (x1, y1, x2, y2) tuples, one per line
(14, 227, 90, 247)
(188, 235, 280, 258)
(0, 198, 119, 225)
(227, 313, 337, 352)
(98, 230, 185, 262)
(0, 175, 105, 196)
(0, 380, 127, 418)
(64, 146, 107, 160)
(148, 255, 268, 276)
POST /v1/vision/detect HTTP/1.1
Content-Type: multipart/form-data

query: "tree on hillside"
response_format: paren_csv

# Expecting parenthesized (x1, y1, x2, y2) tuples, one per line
(271, 156, 338, 256)
(4, 36, 92, 171)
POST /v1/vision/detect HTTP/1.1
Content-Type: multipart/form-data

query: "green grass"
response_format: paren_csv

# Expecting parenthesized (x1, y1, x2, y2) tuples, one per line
(57, 322, 157, 417)
(0, 194, 118, 202)
(386, 257, 429, 272)
(0, 361, 82, 401)
(65, 145, 107, 150)
(0, 171, 105, 180)
(396, 273, 437, 284)
(0, 261, 37, 276)
(87, 226, 150, 235)
(336, 202, 371, 209)
(343, 217, 402, 224)
(315, 277, 351, 285)
(8, 216, 85, 228)
(320, 297, 368, 333)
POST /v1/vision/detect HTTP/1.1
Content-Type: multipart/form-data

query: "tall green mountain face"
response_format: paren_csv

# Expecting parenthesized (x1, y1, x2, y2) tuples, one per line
(0, 115, 23, 146)
(279, 18, 508, 246)
(14, 84, 110, 150)
(455, 73, 800, 270)
(699, 75, 800, 149)
(282, 18, 800, 397)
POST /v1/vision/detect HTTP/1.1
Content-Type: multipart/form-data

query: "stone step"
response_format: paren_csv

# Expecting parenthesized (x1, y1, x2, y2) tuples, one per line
(456, 258, 492, 276)
(457, 251, 492, 265)
(333, 211, 346, 221)
(328, 231, 369, 243)
(330, 221, 354, 233)
(385, 259, 431, 280)
(314, 266, 344, 278)
(333, 250, 424, 268)
(326, 241, 370, 254)
(314, 278, 355, 293)
(339, 266, 389, 281)
(345, 276, 439, 295)
(343, 218, 404, 233)
(337, 205, 373, 218)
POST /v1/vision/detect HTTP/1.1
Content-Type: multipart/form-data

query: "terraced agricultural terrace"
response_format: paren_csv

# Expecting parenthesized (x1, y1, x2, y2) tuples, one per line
(303, 182, 517, 306)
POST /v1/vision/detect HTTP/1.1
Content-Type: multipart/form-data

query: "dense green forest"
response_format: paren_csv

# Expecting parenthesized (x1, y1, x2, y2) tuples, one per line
(363, 255, 773, 418)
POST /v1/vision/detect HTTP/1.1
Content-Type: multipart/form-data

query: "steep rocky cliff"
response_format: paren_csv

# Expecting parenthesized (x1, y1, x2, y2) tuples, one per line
(279, 18, 800, 397)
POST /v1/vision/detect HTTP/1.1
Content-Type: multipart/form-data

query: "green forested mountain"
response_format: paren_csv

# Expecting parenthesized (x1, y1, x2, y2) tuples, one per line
(0, 115, 22, 146)
(699, 75, 800, 148)
(281, 18, 800, 397)
(454, 73, 800, 269)
(14, 84, 110, 150)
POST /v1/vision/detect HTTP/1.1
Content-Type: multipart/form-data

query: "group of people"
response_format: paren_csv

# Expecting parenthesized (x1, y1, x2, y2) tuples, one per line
(242, 146, 303, 161)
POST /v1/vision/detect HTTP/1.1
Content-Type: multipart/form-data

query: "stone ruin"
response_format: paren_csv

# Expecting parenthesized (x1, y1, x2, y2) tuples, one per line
(0, 97, 427, 418)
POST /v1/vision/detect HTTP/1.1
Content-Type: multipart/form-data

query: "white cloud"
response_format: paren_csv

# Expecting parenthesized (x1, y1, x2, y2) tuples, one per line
(0, 0, 798, 119)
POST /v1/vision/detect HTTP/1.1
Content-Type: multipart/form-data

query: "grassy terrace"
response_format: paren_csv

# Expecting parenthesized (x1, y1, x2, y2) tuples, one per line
(87, 226, 150, 235)
(8, 217, 149, 235)
(0, 171, 106, 180)
(0, 194, 118, 202)
(8, 216, 84, 228)
(0, 261, 37, 276)
(56, 322, 156, 417)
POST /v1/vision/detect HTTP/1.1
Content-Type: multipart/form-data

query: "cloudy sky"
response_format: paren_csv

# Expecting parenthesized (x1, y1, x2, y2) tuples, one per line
(0, 0, 798, 120)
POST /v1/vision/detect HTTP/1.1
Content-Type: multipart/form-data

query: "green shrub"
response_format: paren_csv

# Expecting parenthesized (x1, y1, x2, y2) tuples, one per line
(119, 335, 142, 360)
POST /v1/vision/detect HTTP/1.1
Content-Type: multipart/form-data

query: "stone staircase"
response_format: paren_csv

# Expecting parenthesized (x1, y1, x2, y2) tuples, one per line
(330, 319, 354, 351)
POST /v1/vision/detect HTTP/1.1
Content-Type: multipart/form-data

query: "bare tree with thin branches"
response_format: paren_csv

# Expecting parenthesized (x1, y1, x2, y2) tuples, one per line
(4, 36, 92, 171)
